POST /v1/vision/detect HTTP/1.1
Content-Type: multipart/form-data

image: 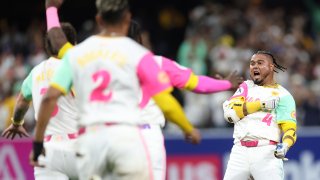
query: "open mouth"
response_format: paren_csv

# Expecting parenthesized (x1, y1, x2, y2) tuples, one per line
(253, 71, 260, 76)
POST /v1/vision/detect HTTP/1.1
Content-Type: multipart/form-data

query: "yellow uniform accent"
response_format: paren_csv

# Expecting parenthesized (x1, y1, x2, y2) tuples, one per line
(279, 121, 297, 148)
(58, 42, 73, 59)
(11, 117, 24, 126)
(50, 83, 67, 95)
(183, 73, 199, 91)
(229, 96, 246, 118)
(231, 101, 245, 118)
(246, 101, 261, 114)
(152, 90, 194, 133)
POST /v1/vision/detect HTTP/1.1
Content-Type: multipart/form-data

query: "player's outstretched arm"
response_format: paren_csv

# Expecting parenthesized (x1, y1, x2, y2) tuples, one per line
(138, 54, 201, 144)
(160, 57, 243, 93)
(1, 93, 30, 139)
(45, 0, 73, 58)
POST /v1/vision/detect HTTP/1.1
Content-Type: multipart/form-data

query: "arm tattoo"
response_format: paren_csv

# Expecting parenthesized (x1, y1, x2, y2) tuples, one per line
(13, 97, 30, 122)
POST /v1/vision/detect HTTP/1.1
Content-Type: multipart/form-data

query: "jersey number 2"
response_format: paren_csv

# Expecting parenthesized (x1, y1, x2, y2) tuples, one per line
(40, 88, 59, 117)
(90, 70, 112, 102)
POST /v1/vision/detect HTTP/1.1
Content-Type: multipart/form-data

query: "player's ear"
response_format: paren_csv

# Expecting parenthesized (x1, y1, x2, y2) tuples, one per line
(270, 63, 275, 71)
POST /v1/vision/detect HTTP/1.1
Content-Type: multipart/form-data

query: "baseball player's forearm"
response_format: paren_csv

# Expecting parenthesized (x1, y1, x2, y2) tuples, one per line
(184, 74, 232, 93)
(12, 93, 31, 125)
(152, 92, 194, 133)
(245, 101, 261, 114)
(46, 6, 68, 57)
(279, 121, 297, 147)
(34, 87, 62, 142)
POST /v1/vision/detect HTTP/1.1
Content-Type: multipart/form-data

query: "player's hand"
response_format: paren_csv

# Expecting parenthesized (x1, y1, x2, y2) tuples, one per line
(1, 124, 29, 139)
(274, 143, 289, 160)
(224, 71, 243, 91)
(29, 141, 45, 167)
(185, 129, 201, 144)
(46, 0, 64, 9)
(260, 96, 280, 111)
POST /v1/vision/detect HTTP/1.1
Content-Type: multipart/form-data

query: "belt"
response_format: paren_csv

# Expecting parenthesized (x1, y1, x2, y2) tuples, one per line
(240, 140, 277, 147)
(44, 132, 78, 142)
(78, 123, 151, 136)
(78, 122, 117, 136)
(139, 124, 151, 129)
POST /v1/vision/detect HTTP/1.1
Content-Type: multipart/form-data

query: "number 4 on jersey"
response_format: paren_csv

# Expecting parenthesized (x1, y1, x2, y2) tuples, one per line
(262, 113, 272, 126)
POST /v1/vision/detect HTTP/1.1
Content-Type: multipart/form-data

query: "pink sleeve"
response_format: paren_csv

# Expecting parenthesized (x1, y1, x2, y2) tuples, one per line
(193, 76, 232, 94)
(137, 53, 172, 108)
(161, 56, 192, 89)
(229, 82, 248, 100)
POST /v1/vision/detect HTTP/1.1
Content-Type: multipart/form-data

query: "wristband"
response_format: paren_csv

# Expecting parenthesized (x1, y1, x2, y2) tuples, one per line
(46, 7, 60, 31)
(33, 141, 44, 161)
(11, 117, 24, 126)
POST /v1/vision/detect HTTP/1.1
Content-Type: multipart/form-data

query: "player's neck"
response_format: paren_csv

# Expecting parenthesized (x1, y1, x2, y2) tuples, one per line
(100, 26, 126, 37)
(261, 77, 277, 87)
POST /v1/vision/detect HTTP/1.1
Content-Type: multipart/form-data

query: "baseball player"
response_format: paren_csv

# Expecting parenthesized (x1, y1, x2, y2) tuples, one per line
(30, 0, 200, 179)
(222, 51, 297, 180)
(128, 20, 243, 180)
(1, 23, 79, 179)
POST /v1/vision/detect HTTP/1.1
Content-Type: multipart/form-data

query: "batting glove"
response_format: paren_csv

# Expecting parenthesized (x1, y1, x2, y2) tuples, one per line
(261, 97, 280, 111)
(274, 143, 289, 159)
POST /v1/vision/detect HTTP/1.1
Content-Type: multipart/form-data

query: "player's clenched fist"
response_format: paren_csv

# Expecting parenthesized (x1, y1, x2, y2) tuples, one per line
(46, 0, 64, 8)
(185, 129, 202, 144)
(274, 143, 289, 159)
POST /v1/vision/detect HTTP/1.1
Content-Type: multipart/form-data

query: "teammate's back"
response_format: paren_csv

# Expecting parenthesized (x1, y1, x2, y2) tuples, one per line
(65, 36, 156, 126)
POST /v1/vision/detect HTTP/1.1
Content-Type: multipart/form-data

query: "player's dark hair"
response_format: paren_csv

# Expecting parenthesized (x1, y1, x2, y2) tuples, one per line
(128, 20, 142, 44)
(254, 50, 287, 73)
(96, 0, 129, 25)
(44, 22, 77, 57)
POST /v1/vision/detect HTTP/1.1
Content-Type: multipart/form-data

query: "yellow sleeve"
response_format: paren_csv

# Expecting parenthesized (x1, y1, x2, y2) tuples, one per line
(279, 121, 297, 148)
(183, 72, 199, 91)
(58, 42, 74, 59)
(228, 96, 246, 118)
(152, 91, 194, 133)
(246, 101, 261, 114)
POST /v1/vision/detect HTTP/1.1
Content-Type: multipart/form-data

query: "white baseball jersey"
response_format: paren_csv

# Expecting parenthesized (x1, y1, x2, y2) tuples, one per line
(51, 36, 170, 127)
(227, 80, 296, 143)
(21, 57, 78, 136)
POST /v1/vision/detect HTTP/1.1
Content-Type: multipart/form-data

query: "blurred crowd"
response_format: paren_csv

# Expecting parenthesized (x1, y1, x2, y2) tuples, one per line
(1, 0, 320, 134)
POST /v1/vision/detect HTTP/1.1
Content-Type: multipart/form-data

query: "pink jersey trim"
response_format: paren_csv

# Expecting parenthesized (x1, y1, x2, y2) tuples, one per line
(229, 82, 248, 100)
(193, 76, 232, 93)
(161, 56, 192, 89)
(138, 128, 154, 180)
(137, 53, 171, 108)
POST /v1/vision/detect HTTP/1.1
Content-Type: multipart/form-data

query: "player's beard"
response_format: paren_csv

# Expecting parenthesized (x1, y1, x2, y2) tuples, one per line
(250, 74, 263, 85)
(253, 79, 263, 85)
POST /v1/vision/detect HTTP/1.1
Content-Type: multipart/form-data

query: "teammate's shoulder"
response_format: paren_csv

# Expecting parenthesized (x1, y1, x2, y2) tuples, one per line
(241, 80, 255, 87)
